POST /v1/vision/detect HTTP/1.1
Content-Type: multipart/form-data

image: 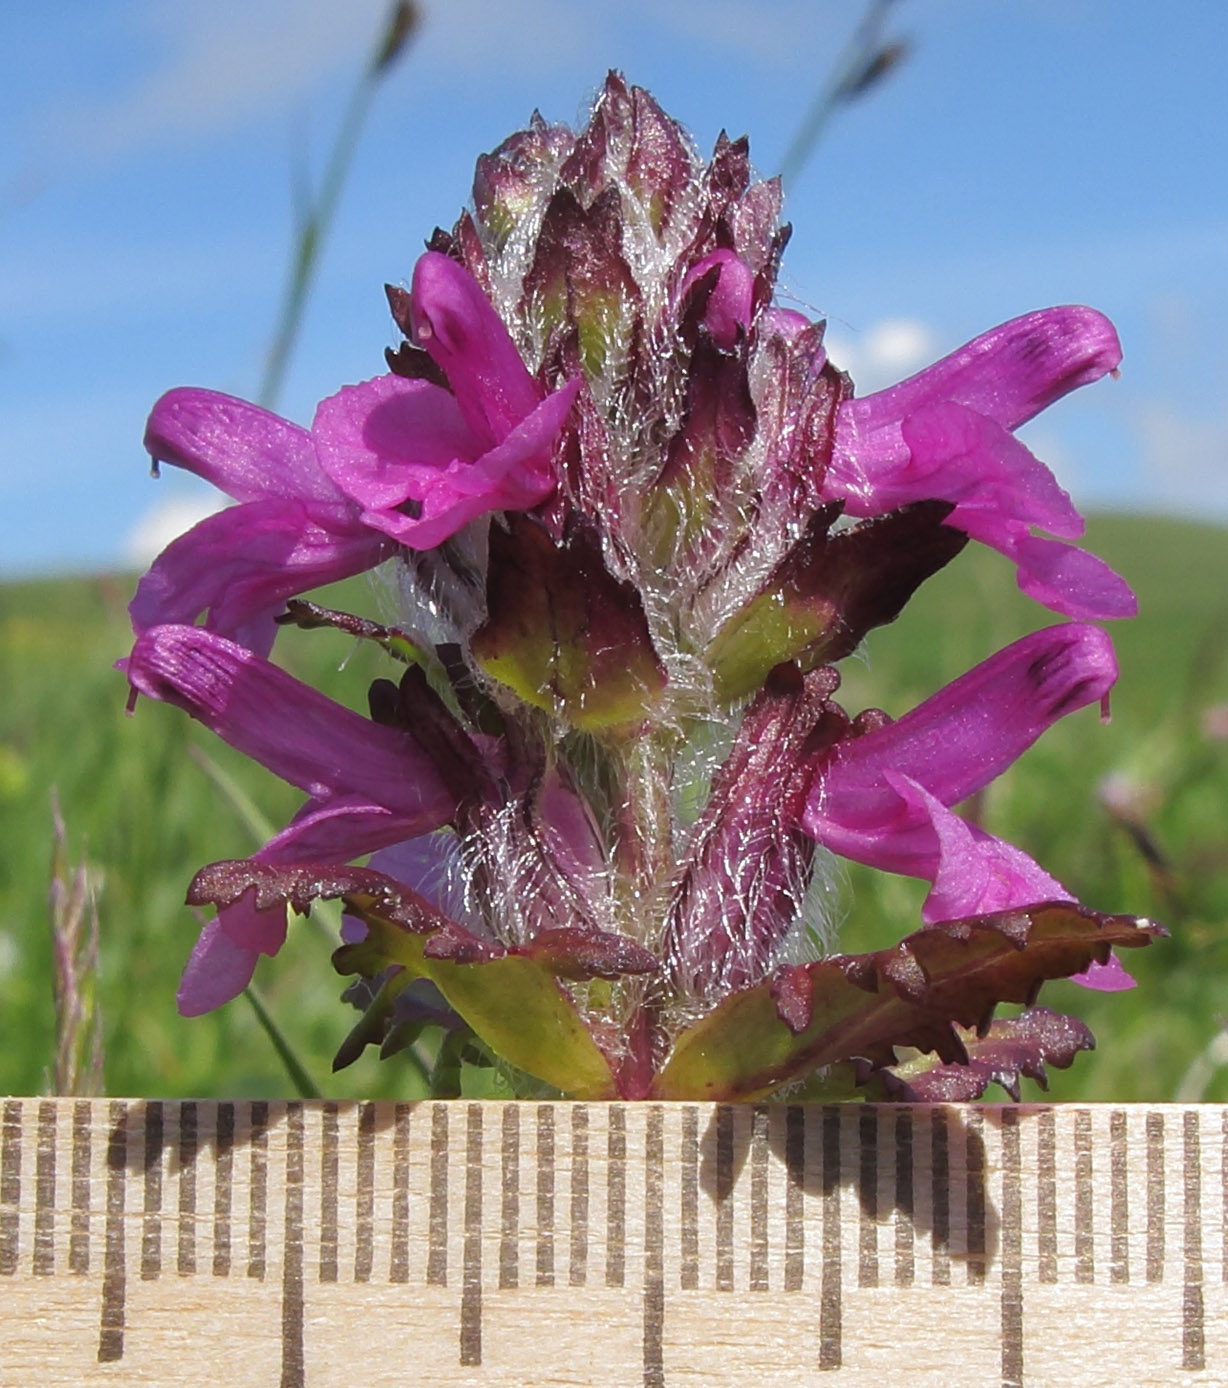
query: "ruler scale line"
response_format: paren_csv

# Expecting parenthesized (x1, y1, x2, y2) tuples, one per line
(177, 1100, 197, 1277)
(570, 1103, 589, 1288)
(427, 1103, 449, 1287)
(499, 1103, 519, 1290)
(784, 1105, 804, 1293)
(1146, 1110, 1165, 1283)
(536, 1104, 556, 1288)
(930, 1109, 951, 1287)
(355, 1101, 376, 1284)
(460, 1103, 483, 1368)
(248, 1100, 269, 1281)
(643, 1106, 665, 1388)
(680, 1105, 700, 1291)
(96, 1100, 127, 1364)
(1073, 1108, 1094, 1284)
(965, 1110, 986, 1285)
(1109, 1108, 1128, 1284)
(1222, 1108, 1228, 1287)
(70, 1099, 91, 1275)
(390, 1103, 411, 1284)
(280, 1102, 305, 1388)
(606, 1105, 626, 1289)
(0, 1098, 20, 1276)
(819, 1106, 842, 1371)
(140, 1101, 163, 1281)
(749, 1106, 770, 1292)
(34, 1099, 57, 1277)
(1036, 1108, 1056, 1284)
(319, 1101, 339, 1284)
(893, 1108, 915, 1288)
(714, 1106, 734, 1292)
(858, 1107, 878, 1289)
(1000, 1110, 1023, 1388)
(1183, 1109, 1204, 1371)
(212, 1102, 234, 1278)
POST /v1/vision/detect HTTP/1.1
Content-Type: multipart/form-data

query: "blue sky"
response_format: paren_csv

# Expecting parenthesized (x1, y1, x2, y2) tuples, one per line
(1, 0, 1226, 576)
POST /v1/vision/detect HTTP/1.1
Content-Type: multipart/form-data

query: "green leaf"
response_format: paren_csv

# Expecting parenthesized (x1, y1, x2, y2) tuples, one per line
(652, 902, 1165, 1100)
(706, 501, 967, 704)
(326, 873, 623, 1098)
(471, 514, 666, 732)
(333, 915, 621, 1099)
(192, 860, 625, 1096)
(426, 954, 618, 1099)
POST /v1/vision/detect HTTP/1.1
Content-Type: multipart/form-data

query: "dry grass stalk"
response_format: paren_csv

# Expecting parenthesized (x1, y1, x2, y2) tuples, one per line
(47, 791, 104, 1096)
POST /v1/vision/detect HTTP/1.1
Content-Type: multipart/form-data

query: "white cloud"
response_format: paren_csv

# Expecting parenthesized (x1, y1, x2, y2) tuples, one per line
(1140, 403, 1228, 516)
(57, 0, 391, 158)
(123, 491, 226, 568)
(50, 0, 604, 161)
(823, 317, 937, 393)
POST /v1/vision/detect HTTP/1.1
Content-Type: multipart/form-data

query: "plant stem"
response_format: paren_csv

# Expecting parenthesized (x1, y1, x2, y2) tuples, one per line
(779, 0, 906, 188)
(259, 2, 419, 409)
(243, 985, 323, 1099)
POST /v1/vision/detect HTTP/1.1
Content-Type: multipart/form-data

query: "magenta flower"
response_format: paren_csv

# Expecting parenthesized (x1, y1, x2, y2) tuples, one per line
(801, 622, 1134, 990)
(826, 308, 1137, 620)
(127, 72, 1160, 1100)
(133, 391, 390, 656)
(312, 252, 581, 549)
(132, 252, 579, 655)
(125, 622, 469, 1010)
(804, 623, 1116, 906)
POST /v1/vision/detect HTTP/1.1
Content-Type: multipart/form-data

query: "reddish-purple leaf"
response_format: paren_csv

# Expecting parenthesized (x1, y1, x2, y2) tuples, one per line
(654, 902, 1165, 1100)
(870, 1006, 1096, 1102)
(514, 927, 658, 981)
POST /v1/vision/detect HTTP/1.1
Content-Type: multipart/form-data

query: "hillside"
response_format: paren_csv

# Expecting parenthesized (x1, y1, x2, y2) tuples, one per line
(2, 513, 1226, 1101)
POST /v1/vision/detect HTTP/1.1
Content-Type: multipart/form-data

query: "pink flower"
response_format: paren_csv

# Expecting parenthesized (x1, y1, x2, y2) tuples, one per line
(132, 252, 579, 655)
(312, 252, 580, 548)
(801, 623, 1134, 989)
(124, 623, 465, 1011)
(133, 390, 389, 656)
(826, 308, 1137, 621)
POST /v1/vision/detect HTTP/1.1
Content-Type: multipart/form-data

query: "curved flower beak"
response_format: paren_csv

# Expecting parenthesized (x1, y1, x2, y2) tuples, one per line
(409, 250, 543, 440)
(825, 307, 1137, 620)
(124, 624, 459, 822)
(312, 252, 581, 550)
(134, 389, 388, 654)
(124, 623, 476, 1015)
(801, 622, 1134, 989)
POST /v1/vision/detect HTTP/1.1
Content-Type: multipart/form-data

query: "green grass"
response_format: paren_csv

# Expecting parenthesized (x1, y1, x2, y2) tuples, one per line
(2, 513, 1227, 1101)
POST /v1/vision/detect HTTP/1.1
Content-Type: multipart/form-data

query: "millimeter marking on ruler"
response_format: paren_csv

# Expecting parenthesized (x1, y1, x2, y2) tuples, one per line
(0, 1101, 1225, 1387)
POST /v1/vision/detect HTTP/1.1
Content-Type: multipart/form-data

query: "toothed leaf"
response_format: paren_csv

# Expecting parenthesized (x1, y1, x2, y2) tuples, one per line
(653, 902, 1164, 1100)
(873, 1005, 1095, 1103)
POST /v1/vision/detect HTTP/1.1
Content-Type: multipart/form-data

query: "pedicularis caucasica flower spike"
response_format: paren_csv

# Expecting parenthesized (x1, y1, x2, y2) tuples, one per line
(125, 73, 1162, 1101)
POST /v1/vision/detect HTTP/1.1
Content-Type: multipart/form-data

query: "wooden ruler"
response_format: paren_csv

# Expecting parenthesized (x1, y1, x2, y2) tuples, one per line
(0, 1099, 1222, 1386)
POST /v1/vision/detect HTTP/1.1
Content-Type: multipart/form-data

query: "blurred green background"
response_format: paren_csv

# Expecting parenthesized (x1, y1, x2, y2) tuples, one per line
(2, 512, 1225, 1102)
